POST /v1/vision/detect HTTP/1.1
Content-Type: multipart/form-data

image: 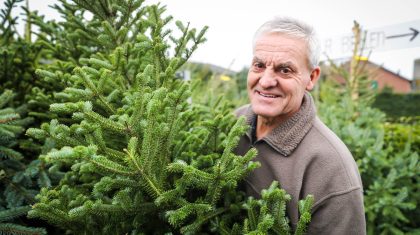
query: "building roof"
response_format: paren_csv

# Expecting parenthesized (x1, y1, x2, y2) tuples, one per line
(326, 58, 412, 83)
(365, 60, 412, 83)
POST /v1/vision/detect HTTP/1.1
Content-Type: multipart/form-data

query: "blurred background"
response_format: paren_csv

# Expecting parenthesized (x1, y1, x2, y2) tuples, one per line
(18, 0, 420, 79)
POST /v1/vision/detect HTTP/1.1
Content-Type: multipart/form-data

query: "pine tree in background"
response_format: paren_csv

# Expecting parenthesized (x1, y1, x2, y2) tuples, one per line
(316, 22, 419, 234)
(0, 0, 56, 125)
(0, 90, 33, 210)
(0, 0, 40, 99)
(0, 90, 47, 235)
(0, 0, 46, 150)
(0, 0, 62, 233)
(25, 0, 313, 234)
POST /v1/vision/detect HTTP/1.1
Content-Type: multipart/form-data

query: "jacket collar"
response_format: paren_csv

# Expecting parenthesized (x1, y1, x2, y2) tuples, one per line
(244, 92, 316, 157)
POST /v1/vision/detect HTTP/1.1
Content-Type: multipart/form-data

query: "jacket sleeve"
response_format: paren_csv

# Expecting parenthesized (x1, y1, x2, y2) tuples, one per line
(306, 188, 366, 235)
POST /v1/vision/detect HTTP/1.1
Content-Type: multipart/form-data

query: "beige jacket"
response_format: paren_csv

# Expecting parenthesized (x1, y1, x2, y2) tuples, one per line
(235, 93, 366, 234)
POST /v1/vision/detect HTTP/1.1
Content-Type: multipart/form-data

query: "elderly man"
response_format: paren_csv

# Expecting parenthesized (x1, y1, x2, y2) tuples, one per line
(235, 17, 366, 234)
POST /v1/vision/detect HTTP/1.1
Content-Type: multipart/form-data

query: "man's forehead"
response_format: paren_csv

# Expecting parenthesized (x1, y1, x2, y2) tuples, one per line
(254, 33, 307, 54)
(254, 40, 305, 53)
(252, 55, 296, 66)
(253, 38, 308, 67)
(252, 52, 296, 62)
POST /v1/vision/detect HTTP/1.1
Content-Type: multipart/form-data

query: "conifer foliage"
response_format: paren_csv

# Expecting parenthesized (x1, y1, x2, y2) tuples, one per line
(23, 0, 313, 234)
(0, 1, 55, 234)
(316, 22, 419, 234)
(0, 89, 47, 235)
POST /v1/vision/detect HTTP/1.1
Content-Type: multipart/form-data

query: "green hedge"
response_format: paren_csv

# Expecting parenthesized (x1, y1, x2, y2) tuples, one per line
(373, 92, 420, 119)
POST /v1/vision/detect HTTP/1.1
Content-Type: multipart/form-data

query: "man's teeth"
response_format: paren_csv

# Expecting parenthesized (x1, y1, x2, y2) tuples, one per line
(258, 91, 278, 98)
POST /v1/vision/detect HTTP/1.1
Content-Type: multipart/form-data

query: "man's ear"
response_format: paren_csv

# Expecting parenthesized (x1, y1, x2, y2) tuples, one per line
(306, 66, 321, 91)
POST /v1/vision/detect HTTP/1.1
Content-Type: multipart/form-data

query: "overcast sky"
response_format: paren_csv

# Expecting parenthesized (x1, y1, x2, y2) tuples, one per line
(8, 0, 420, 79)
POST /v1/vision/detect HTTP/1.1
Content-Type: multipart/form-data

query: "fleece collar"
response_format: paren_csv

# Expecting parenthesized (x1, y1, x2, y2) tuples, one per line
(244, 92, 316, 157)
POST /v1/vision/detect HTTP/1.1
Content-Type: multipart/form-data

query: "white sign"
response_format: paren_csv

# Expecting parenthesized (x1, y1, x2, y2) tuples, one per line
(321, 19, 420, 59)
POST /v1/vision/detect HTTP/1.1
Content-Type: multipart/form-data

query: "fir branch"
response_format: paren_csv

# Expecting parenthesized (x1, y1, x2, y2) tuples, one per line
(155, 188, 186, 207)
(124, 141, 162, 198)
(93, 200, 155, 215)
(104, 147, 126, 161)
(92, 176, 139, 196)
(178, 26, 208, 68)
(254, 213, 274, 234)
(294, 195, 314, 235)
(1, 175, 36, 205)
(90, 155, 135, 176)
(173, 21, 189, 58)
(0, 90, 15, 108)
(0, 113, 20, 124)
(102, 20, 117, 44)
(206, 162, 223, 205)
(37, 170, 51, 188)
(244, 198, 259, 231)
(0, 146, 23, 160)
(180, 207, 227, 234)
(0, 206, 30, 222)
(83, 110, 126, 133)
(25, 128, 46, 140)
(49, 102, 84, 114)
(166, 202, 212, 227)
(68, 201, 93, 219)
(73, 0, 108, 22)
(115, 0, 132, 29)
(169, 160, 214, 183)
(91, 126, 107, 151)
(43, 146, 91, 163)
(35, 69, 58, 83)
(28, 203, 71, 229)
(74, 67, 116, 114)
(0, 223, 46, 235)
(219, 117, 248, 171)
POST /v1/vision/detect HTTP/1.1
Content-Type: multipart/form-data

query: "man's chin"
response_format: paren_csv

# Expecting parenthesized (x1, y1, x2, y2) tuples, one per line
(252, 107, 279, 119)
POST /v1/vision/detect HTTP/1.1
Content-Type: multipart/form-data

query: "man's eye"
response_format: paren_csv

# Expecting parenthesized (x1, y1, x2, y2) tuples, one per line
(253, 63, 264, 69)
(279, 67, 291, 74)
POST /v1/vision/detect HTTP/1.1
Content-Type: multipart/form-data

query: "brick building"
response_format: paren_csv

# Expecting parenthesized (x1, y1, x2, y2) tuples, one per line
(366, 61, 412, 93)
(325, 60, 412, 93)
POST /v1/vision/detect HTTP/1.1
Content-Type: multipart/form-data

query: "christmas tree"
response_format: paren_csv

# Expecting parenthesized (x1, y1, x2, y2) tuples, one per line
(0, 0, 62, 233)
(0, 89, 47, 234)
(22, 0, 314, 234)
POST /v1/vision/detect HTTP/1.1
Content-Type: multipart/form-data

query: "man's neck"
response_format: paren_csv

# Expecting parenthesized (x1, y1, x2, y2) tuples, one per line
(256, 115, 287, 140)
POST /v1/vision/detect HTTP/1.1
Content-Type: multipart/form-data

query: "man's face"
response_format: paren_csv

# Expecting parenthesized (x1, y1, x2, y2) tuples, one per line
(247, 33, 319, 121)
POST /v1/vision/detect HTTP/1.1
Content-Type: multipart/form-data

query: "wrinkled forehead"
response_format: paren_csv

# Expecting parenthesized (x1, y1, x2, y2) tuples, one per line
(253, 33, 309, 67)
(253, 33, 311, 68)
(253, 32, 307, 52)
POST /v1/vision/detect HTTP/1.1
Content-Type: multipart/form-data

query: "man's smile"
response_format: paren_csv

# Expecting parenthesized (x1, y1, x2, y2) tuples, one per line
(256, 90, 280, 98)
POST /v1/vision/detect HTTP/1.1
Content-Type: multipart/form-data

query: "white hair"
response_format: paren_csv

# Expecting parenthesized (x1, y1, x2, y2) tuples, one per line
(252, 16, 321, 69)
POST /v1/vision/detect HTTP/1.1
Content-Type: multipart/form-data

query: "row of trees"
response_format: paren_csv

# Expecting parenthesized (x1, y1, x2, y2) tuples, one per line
(1, 0, 418, 234)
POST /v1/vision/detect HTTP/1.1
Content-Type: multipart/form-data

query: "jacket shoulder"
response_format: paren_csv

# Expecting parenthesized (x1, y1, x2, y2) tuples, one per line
(310, 117, 355, 164)
(301, 117, 363, 193)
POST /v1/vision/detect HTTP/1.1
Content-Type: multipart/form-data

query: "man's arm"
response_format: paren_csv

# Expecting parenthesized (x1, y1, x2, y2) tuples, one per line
(306, 188, 366, 235)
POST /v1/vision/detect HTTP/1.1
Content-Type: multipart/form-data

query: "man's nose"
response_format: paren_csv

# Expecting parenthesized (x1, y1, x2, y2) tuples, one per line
(259, 69, 278, 88)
